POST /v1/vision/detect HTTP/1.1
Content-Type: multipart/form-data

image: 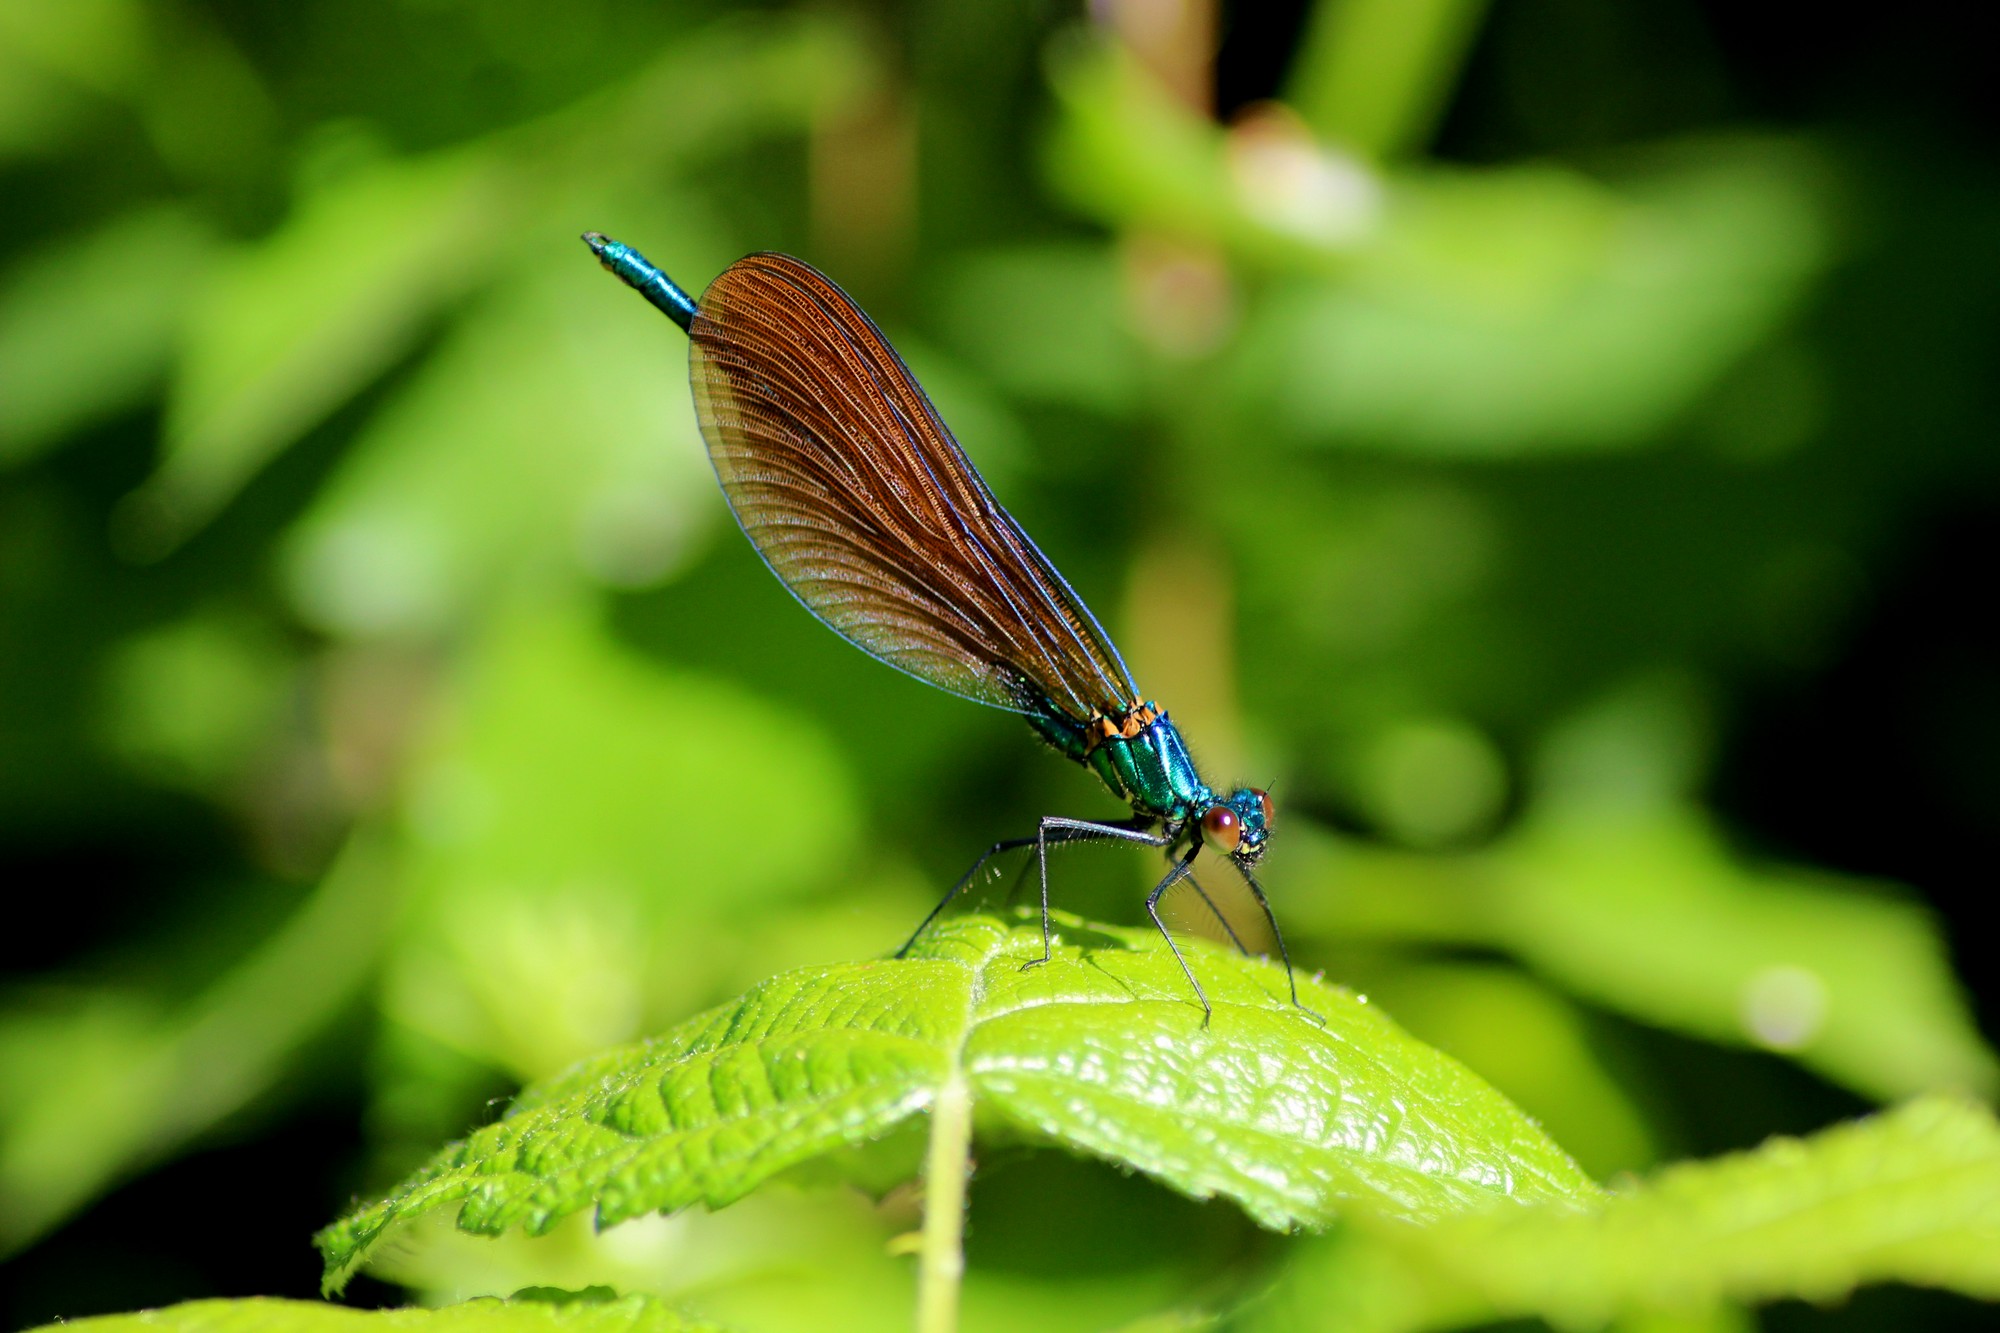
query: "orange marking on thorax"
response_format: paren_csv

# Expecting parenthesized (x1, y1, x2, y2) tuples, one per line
(1083, 704, 1159, 755)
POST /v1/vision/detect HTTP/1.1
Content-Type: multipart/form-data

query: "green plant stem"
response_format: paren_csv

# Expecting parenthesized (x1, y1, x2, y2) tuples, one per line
(1285, 0, 1490, 160)
(915, 1072, 972, 1333)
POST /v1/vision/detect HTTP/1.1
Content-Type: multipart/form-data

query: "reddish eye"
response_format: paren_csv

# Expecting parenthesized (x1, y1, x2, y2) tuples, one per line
(1253, 788, 1274, 827)
(1200, 805, 1242, 853)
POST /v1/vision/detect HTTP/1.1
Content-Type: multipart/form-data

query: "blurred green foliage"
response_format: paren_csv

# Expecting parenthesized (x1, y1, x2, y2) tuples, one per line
(2, 0, 1996, 1330)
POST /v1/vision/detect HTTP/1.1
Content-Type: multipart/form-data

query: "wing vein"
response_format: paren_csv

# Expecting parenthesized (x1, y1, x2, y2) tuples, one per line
(687, 253, 1141, 720)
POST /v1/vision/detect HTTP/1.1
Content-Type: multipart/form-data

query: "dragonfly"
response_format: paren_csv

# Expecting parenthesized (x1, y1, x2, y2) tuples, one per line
(584, 233, 1314, 1023)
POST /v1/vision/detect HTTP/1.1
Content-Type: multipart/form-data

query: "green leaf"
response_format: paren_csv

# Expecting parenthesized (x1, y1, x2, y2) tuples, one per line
(279, 245, 718, 636)
(1234, 139, 1834, 456)
(382, 603, 862, 1081)
(1, 837, 399, 1253)
(1495, 809, 1998, 1102)
(26, 1293, 724, 1333)
(1261, 1096, 2000, 1331)
(934, 244, 1146, 416)
(1351, 963, 1656, 1180)
(0, 206, 214, 465)
(132, 147, 505, 550)
(1289, 808, 1998, 1103)
(127, 13, 872, 552)
(320, 913, 1594, 1292)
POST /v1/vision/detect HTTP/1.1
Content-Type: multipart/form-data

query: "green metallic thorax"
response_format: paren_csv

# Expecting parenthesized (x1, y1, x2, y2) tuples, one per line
(1027, 702, 1214, 826)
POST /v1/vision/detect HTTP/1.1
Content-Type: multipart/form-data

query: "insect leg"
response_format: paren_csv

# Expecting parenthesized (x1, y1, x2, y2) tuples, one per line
(895, 834, 1040, 958)
(998, 851, 1037, 909)
(1233, 860, 1323, 1025)
(899, 818, 1163, 959)
(1181, 866, 1253, 956)
(1144, 843, 1212, 1024)
(1020, 817, 1170, 972)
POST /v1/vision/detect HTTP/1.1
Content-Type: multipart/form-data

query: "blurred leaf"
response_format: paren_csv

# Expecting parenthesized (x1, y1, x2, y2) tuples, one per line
(1044, 40, 1383, 267)
(128, 13, 275, 186)
(281, 246, 717, 636)
(319, 912, 1594, 1291)
(1348, 716, 1508, 848)
(1260, 1096, 2000, 1331)
(99, 607, 293, 790)
(1102, 1312, 1223, 1333)
(0, 0, 145, 158)
(0, 837, 398, 1252)
(1309, 675, 1993, 1101)
(1042, 43, 1832, 456)
(958, 1272, 1216, 1333)
(550, 13, 870, 187)
(1042, 41, 1238, 248)
(377, 1181, 1210, 1333)
(28, 1294, 725, 1333)
(1496, 807, 1998, 1102)
(0, 988, 174, 1253)
(383, 603, 861, 1080)
(374, 1193, 912, 1332)
(1236, 138, 1835, 455)
(0, 55, 77, 159)
(128, 12, 873, 554)
(1294, 806, 1998, 1104)
(1229, 474, 1497, 672)
(0, 206, 215, 465)
(1533, 673, 1715, 813)
(934, 244, 1145, 416)
(0, 0, 144, 94)
(133, 147, 507, 551)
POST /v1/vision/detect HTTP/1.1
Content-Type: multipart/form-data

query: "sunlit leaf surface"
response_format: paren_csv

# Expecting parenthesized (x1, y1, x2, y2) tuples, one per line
(318, 913, 1594, 1291)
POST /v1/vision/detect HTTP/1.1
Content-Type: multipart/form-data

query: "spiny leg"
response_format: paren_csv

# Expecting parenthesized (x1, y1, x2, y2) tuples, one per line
(895, 833, 1039, 958)
(1022, 817, 1170, 972)
(898, 817, 1164, 960)
(1234, 860, 1323, 1025)
(998, 850, 1037, 909)
(1144, 843, 1212, 1024)
(1004, 818, 1138, 909)
(1001, 815, 1118, 908)
(1181, 866, 1253, 957)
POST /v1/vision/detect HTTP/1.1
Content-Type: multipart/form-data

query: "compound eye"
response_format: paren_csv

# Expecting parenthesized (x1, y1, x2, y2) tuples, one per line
(1252, 788, 1274, 827)
(1200, 805, 1242, 854)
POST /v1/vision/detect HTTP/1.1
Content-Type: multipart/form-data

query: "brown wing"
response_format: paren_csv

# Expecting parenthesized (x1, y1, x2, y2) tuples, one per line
(687, 252, 1140, 720)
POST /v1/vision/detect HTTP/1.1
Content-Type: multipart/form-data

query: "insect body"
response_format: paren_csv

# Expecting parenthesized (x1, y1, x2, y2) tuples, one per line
(585, 233, 1310, 1022)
